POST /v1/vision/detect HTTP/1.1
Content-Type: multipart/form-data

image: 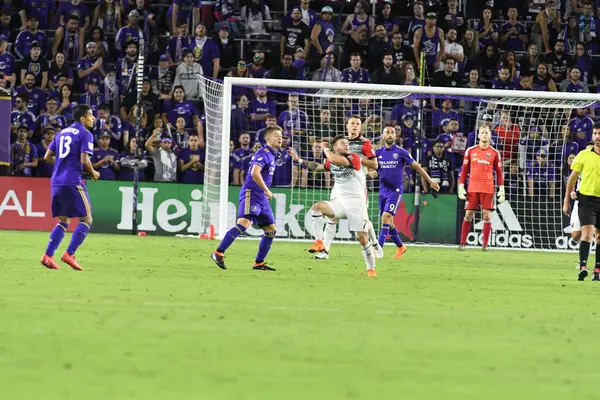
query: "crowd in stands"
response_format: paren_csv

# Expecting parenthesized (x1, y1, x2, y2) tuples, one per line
(7, 0, 599, 200)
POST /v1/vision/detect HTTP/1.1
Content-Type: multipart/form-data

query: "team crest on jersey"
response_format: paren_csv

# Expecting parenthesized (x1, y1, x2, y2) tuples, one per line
(486, 153, 491, 158)
(251, 205, 258, 212)
(393, 153, 399, 159)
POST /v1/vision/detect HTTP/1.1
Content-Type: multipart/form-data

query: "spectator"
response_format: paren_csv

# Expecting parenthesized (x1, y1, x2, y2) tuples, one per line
(573, 43, 593, 84)
(439, 0, 465, 34)
(248, 86, 276, 133)
(116, 41, 148, 101)
(498, 50, 521, 81)
(391, 98, 418, 127)
(273, 133, 294, 187)
(341, 53, 370, 83)
(48, 53, 73, 92)
(526, 62, 557, 91)
(559, 66, 589, 92)
(466, 111, 498, 148)
(16, 72, 45, 115)
(477, 44, 500, 82)
(177, 134, 205, 185)
(461, 29, 481, 75)
(372, 52, 401, 85)
(496, 109, 521, 162)
(310, 6, 335, 60)
(545, 39, 572, 83)
(462, 70, 486, 124)
(231, 132, 252, 185)
(568, 108, 594, 150)
(191, 23, 220, 79)
(14, 15, 47, 59)
(239, 0, 272, 37)
(122, 77, 160, 123)
(476, 7, 498, 48)
(526, 149, 556, 198)
(278, 93, 309, 140)
(312, 53, 341, 82)
(284, 0, 317, 30)
(167, 21, 194, 65)
(413, 12, 444, 74)
(367, 24, 390, 71)
(556, 125, 578, 163)
(423, 140, 454, 194)
(145, 132, 177, 182)
(115, 10, 147, 57)
(346, 98, 382, 128)
(292, 48, 308, 80)
(10, 93, 35, 137)
(405, 1, 425, 44)
(504, 158, 521, 198)
(520, 126, 550, 164)
(52, 14, 85, 63)
(311, 109, 334, 142)
(122, 104, 149, 145)
(11, 125, 37, 176)
(216, 25, 238, 77)
(78, 78, 105, 116)
(35, 127, 55, 177)
(436, 117, 465, 171)
(341, 0, 375, 39)
(93, 0, 123, 35)
(400, 61, 418, 85)
(19, 0, 54, 30)
(171, 115, 190, 151)
(173, 48, 203, 100)
(94, 104, 123, 149)
(231, 95, 249, 143)
(440, 28, 464, 72)
(499, 7, 528, 52)
(213, 0, 241, 37)
(57, 0, 90, 30)
(433, 57, 461, 88)
(300, 139, 328, 188)
(561, 152, 576, 187)
(389, 31, 414, 68)
(19, 41, 47, 90)
(396, 113, 418, 156)
(248, 51, 267, 78)
(376, 3, 400, 38)
(151, 54, 175, 100)
(281, 7, 310, 56)
(0, 36, 15, 87)
(34, 97, 67, 139)
(92, 132, 120, 180)
(255, 114, 277, 146)
(531, 0, 561, 54)
(492, 66, 517, 90)
(168, 0, 200, 35)
(265, 53, 301, 80)
(78, 42, 105, 92)
(578, 1, 596, 53)
(118, 137, 148, 181)
(519, 44, 541, 77)
(161, 86, 202, 138)
(561, 15, 581, 56)
(88, 26, 110, 61)
(432, 97, 461, 131)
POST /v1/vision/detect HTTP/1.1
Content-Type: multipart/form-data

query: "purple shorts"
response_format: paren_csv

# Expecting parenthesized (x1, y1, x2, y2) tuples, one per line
(379, 190, 402, 216)
(238, 189, 275, 227)
(51, 185, 92, 218)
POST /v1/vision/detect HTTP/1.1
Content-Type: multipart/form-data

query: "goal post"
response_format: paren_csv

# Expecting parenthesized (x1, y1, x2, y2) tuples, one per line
(199, 75, 600, 250)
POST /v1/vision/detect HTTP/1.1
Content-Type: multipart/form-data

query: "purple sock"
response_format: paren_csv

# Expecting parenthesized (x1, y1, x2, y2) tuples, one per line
(389, 226, 403, 247)
(255, 231, 276, 263)
(66, 222, 91, 255)
(378, 224, 390, 248)
(45, 222, 68, 257)
(217, 224, 246, 253)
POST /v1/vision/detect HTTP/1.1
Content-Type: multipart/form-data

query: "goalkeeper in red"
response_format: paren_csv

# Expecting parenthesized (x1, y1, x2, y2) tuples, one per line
(458, 125, 505, 251)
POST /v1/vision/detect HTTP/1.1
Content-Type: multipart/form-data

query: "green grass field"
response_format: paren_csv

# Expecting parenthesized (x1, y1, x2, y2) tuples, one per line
(1, 230, 598, 400)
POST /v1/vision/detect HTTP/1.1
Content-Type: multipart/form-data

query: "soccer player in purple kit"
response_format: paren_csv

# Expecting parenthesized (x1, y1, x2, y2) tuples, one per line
(40, 104, 100, 271)
(372, 126, 439, 258)
(211, 126, 284, 271)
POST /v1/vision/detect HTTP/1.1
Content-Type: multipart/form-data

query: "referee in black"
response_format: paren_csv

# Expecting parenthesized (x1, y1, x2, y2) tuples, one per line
(564, 122, 600, 281)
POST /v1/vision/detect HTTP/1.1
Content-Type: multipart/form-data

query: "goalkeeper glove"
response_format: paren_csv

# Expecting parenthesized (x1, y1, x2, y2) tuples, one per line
(497, 186, 506, 203)
(458, 184, 467, 200)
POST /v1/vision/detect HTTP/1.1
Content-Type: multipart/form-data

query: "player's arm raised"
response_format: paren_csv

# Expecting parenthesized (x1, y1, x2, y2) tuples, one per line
(410, 161, 440, 192)
(457, 148, 471, 200)
(287, 147, 327, 172)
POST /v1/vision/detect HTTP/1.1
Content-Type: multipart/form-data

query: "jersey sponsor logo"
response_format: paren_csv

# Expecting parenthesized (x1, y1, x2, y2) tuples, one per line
(467, 201, 534, 248)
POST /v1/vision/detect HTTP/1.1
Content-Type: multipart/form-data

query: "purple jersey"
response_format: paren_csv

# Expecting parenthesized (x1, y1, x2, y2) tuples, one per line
(277, 109, 309, 134)
(232, 147, 253, 171)
(432, 109, 462, 132)
(190, 38, 220, 78)
(273, 147, 293, 186)
(35, 113, 68, 134)
(0, 51, 16, 79)
(14, 30, 48, 58)
(168, 0, 200, 23)
(499, 22, 526, 52)
(163, 100, 199, 129)
(11, 140, 38, 177)
(36, 141, 53, 177)
(179, 147, 205, 184)
(92, 147, 119, 180)
(59, 2, 88, 27)
(49, 122, 94, 187)
(77, 56, 104, 90)
(248, 98, 277, 132)
(391, 103, 417, 124)
(15, 86, 46, 115)
(526, 160, 556, 188)
(238, 145, 277, 225)
(11, 109, 36, 131)
(491, 78, 517, 90)
(569, 116, 594, 150)
(241, 145, 277, 192)
(420, 27, 440, 68)
(406, 17, 425, 42)
(23, 0, 54, 29)
(340, 67, 370, 83)
(376, 144, 415, 193)
(79, 92, 105, 116)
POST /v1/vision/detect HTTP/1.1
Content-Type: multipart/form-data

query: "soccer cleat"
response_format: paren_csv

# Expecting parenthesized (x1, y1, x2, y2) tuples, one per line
(373, 243, 384, 259)
(578, 267, 588, 281)
(367, 269, 377, 278)
(60, 252, 83, 271)
(210, 251, 227, 270)
(314, 251, 329, 260)
(394, 244, 407, 259)
(593, 268, 600, 281)
(308, 240, 325, 253)
(252, 262, 276, 271)
(482, 245, 489, 252)
(40, 254, 60, 270)
(458, 244, 466, 251)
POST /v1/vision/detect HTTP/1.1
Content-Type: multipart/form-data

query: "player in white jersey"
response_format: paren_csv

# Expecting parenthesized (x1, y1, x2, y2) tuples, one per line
(289, 136, 378, 277)
(307, 115, 382, 260)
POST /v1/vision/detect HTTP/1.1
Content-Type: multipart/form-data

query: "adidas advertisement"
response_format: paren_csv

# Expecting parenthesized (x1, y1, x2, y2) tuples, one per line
(466, 201, 534, 249)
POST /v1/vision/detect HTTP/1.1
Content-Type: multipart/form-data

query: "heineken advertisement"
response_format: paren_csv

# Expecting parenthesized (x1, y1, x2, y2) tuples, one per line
(86, 181, 458, 244)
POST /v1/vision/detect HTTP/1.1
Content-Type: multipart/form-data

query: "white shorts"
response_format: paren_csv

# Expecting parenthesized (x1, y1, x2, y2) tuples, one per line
(326, 199, 369, 232)
(571, 201, 581, 233)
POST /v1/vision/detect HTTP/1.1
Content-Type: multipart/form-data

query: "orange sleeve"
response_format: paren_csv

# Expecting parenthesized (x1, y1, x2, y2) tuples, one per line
(347, 153, 362, 170)
(361, 140, 377, 159)
(324, 160, 331, 171)
(494, 150, 504, 186)
(459, 148, 471, 184)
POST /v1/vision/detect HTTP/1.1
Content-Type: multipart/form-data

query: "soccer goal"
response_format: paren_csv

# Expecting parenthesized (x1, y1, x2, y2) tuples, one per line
(199, 75, 599, 251)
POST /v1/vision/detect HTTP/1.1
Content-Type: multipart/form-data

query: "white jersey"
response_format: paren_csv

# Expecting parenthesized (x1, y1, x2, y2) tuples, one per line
(325, 153, 367, 203)
(348, 136, 377, 178)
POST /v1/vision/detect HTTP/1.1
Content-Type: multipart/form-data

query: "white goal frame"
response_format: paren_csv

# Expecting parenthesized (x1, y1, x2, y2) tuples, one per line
(215, 77, 600, 244)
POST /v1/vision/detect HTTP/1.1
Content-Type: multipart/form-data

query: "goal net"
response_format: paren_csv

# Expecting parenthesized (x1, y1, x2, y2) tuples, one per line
(199, 75, 599, 251)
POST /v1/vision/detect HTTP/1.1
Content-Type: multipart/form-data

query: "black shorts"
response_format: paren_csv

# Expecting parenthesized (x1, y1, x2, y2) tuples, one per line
(578, 194, 600, 228)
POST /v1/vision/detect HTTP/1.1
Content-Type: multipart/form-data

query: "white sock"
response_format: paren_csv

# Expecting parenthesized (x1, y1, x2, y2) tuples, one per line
(324, 221, 336, 252)
(312, 212, 325, 241)
(367, 220, 378, 247)
(362, 243, 376, 270)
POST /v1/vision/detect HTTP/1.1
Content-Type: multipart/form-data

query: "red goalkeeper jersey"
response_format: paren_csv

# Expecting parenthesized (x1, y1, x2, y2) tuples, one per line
(459, 145, 504, 194)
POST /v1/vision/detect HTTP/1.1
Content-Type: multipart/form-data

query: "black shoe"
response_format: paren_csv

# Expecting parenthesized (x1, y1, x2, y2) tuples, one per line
(578, 267, 588, 281)
(210, 252, 227, 270)
(252, 262, 276, 271)
(593, 268, 600, 281)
